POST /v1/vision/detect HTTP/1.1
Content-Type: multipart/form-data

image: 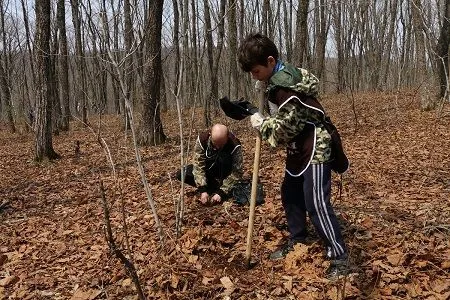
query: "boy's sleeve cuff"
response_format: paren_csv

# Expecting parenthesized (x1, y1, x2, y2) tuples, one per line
(197, 186, 207, 193)
(216, 189, 228, 199)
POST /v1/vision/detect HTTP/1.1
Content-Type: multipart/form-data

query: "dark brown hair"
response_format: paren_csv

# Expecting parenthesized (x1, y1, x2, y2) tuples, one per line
(238, 33, 279, 72)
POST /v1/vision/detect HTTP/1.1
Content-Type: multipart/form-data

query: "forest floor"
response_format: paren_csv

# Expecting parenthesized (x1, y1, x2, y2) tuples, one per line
(1, 91, 450, 300)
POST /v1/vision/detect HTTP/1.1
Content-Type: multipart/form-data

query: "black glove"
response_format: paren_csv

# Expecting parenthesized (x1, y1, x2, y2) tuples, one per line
(219, 96, 258, 120)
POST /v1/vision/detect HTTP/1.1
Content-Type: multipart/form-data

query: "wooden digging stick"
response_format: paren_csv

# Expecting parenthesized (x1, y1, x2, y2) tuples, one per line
(245, 83, 266, 268)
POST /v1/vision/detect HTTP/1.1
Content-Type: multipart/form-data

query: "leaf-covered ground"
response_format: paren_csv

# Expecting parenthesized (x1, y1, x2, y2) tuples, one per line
(1, 91, 449, 300)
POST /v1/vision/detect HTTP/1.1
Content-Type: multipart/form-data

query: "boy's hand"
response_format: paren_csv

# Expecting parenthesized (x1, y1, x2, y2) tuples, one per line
(255, 80, 267, 92)
(211, 194, 222, 203)
(200, 192, 209, 204)
(250, 112, 264, 130)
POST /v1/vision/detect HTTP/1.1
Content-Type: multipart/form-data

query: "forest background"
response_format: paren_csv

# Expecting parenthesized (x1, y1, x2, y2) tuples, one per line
(0, 0, 449, 299)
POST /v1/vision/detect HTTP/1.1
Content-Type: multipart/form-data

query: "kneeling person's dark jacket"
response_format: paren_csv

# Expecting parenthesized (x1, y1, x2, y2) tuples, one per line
(186, 130, 243, 197)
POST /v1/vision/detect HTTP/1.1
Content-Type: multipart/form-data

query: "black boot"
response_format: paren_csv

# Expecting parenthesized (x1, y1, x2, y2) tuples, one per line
(269, 239, 306, 260)
(326, 254, 350, 279)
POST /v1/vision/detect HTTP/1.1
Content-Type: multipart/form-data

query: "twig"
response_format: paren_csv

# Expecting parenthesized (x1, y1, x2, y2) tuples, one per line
(99, 180, 146, 300)
(0, 200, 10, 211)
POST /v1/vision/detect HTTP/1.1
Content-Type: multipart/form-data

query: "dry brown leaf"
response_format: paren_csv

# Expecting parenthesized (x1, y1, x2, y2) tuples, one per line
(220, 276, 234, 291)
(70, 289, 101, 300)
(361, 216, 374, 228)
(441, 260, 450, 269)
(0, 275, 19, 287)
(171, 274, 179, 289)
(386, 253, 404, 266)
(431, 279, 450, 294)
(282, 275, 293, 292)
(121, 278, 132, 287)
(202, 277, 214, 285)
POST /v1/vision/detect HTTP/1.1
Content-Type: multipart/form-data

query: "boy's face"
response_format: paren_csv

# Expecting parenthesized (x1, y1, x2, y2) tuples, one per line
(249, 56, 276, 82)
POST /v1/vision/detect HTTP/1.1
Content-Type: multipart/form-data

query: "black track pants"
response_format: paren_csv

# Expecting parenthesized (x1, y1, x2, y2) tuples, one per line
(281, 162, 347, 259)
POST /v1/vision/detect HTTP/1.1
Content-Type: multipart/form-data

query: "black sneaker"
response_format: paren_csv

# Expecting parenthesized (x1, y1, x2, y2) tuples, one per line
(326, 256, 350, 280)
(269, 239, 305, 260)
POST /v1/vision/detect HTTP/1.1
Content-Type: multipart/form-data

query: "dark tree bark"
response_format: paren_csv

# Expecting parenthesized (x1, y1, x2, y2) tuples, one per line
(57, 0, 70, 131)
(314, 0, 328, 87)
(332, 0, 344, 93)
(436, 0, 450, 99)
(140, 0, 166, 145)
(228, 0, 238, 99)
(0, 0, 15, 133)
(34, 0, 60, 161)
(203, 0, 226, 127)
(124, 0, 134, 119)
(412, 0, 435, 110)
(0, 60, 15, 133)
(294, 0, 309, 66)
(50, 22, 61, 135)
(70, 0, 87, 123)
(171, 0, 181, 97)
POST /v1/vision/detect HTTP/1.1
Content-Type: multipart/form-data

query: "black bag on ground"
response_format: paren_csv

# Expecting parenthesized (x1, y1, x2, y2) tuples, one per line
(322, 116, 349, 174)
(231, 180, 265, 206)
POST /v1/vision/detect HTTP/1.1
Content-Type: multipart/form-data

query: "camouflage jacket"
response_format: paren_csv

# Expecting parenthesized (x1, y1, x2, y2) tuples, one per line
(192, 131, 243, 195)
(260, 62, 332, 176)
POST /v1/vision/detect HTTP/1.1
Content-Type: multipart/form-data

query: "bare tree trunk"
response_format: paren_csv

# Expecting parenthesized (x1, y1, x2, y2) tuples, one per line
(57, 0, 70, 131)
(294, 0, 309, 66)
(203, 0, 214, 126)
(70, 0, 88, 123)
(140, 0, 166, 146)
(34, 0, 59, 161)
(0, 1, 15, 133)
(20, 0, 36, 90)
(436, 0, 450, 100)
(111, 2, 121, 114)
(171, 0, 181, 102)
(262, 0, 271, 37)
(50, 24, 61, 135)
(124, 0, 134, 121)
(381, 0, 399, 90)
(228, 0, 239, 99)
(181, 0, 191, 106)
(282, 0, 293, 62)
(190, 0, 199, 107)
(0, 61, 15, 133)
(412, 0, 436, 110)
(332, 0, 344, 93)
(203, 0, 226, 127)
(314, 0, 328, 90)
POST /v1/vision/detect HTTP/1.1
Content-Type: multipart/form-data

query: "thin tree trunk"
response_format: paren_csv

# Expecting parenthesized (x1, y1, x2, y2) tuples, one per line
(203, 0, 226, 127)
(70, 0, 88, 123)
(332, 0, 344, 93)
(50, 23, 61, 135)
(314, 0, 328, 89)
(228, 0, 238, 99)
(124, 0, 134, 121)
(294, 0, 309, 66)
(412, 0, 435, 110)
(0, 61, 15, 133)
(436, 0, 450, 100)
(0, 1, 15, 133)
(171, 0, 181, 102)
(57, 0, 70, 131)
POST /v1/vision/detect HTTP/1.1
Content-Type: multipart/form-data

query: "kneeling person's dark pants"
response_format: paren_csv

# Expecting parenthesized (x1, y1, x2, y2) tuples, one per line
(176, 164, 224, 194)
(281, 162, 347, 259)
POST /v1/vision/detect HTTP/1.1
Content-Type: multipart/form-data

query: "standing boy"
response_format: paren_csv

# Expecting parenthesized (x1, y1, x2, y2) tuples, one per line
(238, 33, 349, 278)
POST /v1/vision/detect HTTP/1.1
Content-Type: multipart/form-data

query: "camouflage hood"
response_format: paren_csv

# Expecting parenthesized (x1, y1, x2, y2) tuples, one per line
(267, 62, 319, 97)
